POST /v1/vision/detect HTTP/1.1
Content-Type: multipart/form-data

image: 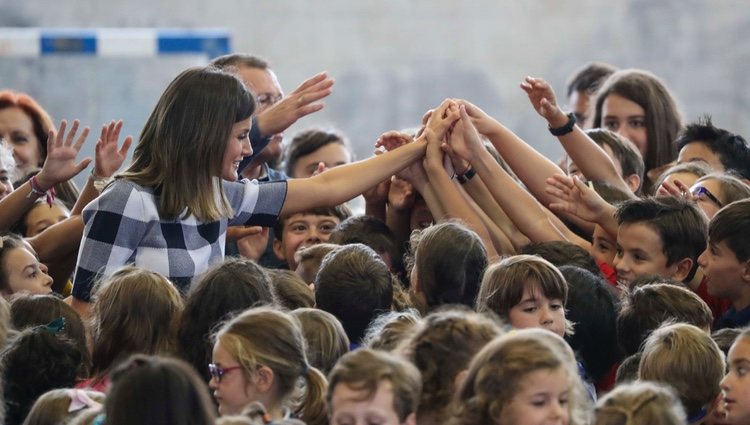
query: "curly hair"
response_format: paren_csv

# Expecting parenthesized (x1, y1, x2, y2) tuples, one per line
(1, 328, 82, 425)
(402, 308, 502, 419)
(450, 329, 590, 425)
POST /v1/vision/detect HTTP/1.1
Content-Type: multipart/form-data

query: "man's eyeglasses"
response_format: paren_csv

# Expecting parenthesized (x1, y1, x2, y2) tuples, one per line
(691, 185, 723, 208)
(208, 363, 242, 382)
(256, 93, 283, 108)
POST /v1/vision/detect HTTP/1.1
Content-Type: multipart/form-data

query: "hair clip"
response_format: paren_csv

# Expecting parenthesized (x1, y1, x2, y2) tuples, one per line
(92, 413, 106, 425)
(43, 317, 66, 334)
(68, 389, 103, 412)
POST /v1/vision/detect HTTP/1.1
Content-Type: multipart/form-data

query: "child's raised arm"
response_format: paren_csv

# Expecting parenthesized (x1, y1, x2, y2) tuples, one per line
(520, 76, 634, 196)
(281, 99, 459, 216)
(0, 120, 91, 232)
(421, 105, 498, 259)
(446, 104, 567, 244)
(545, 173, 619, 239)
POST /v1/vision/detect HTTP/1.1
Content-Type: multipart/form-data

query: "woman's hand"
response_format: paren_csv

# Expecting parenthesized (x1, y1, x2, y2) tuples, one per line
(94, 120, 133, 178)
(35, 120, 92, 190)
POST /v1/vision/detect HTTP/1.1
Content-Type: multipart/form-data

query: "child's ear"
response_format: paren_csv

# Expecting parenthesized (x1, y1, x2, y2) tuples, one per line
(272, 238, 286, 261)
(404, 412, 418, 425)
(625, 173, 641, 193)
(453, 369, 469, 393)
(741, 259, 750, 283)
(254, 365, 275, 394)
(672, 258, 694, 283)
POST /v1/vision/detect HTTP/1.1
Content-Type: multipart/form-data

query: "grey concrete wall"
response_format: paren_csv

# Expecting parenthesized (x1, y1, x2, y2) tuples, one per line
(1, 0, 749, 186)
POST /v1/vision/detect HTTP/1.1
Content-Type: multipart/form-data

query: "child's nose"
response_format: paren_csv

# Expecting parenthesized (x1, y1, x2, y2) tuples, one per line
(306, 230, 322, 243)
(697, 249, 708, 268)
(540, 307, 554, 325)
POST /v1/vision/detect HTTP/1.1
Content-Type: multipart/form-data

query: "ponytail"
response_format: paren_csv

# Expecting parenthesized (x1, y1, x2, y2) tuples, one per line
(298, 365, 328, 425)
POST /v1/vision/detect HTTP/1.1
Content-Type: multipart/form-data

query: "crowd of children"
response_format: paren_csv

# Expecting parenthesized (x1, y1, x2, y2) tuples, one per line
(1, 55, 750, 425)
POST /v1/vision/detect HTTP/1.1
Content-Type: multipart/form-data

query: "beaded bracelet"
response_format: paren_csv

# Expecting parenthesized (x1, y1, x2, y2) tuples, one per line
(27, 175, 57, 207)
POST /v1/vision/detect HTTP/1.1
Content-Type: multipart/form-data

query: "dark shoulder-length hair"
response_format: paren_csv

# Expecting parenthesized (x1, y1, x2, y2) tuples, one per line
(120, 66, 254, 221)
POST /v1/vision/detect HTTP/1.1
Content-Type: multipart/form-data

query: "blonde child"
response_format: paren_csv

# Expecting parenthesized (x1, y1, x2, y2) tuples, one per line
(290, 308, 349, 375)
(210, 306, 327, 425)
(476, 254, 568, 337)
(639, 322, 725, 424)
(593, 381, 686, 425)
(450, 329, 589, 425)
(22, 389, 104, 425)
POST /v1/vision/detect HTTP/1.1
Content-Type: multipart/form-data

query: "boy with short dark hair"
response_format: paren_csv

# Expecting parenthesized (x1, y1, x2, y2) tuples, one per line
(271, 204, 351, 270)
(698, 198, 750, 329)
(676, 115, 750, 180)
(614, 196, 730, 320)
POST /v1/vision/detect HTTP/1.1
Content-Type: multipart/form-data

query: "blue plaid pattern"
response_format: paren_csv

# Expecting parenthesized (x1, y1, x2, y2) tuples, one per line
(73, 178, 287, 301)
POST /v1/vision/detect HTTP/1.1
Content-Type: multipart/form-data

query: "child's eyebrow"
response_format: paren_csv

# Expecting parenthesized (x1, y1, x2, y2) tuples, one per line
(731, 358, 750, 367)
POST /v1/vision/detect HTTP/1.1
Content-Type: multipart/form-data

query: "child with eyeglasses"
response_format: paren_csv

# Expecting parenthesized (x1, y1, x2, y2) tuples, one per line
(210, 306, 327, 425)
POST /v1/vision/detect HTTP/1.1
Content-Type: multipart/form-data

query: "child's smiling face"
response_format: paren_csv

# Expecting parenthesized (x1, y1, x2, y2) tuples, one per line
(273, 213, 341, 270)
(614, 222, 678, 286)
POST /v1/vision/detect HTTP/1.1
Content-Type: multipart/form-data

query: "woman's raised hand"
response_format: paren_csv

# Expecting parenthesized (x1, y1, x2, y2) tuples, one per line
(94, 120, 133, 178)
(36, 120, 92, 189)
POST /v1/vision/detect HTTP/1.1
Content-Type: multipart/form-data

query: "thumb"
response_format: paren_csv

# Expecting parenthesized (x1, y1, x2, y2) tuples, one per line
(75, 158, 93, 174)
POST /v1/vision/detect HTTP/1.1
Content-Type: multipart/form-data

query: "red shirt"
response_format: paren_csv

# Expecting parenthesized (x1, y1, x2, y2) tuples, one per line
(695, 276, 732, 327)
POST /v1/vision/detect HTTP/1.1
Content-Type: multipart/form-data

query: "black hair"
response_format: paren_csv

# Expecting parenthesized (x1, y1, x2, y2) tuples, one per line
(1, 328, 82, 425)
(676, 115, 750, 179)
(566, 62, 619, 98)
(559, 266, 621, 382)
(521, 241, 602, 278)
(330, 215, 406, 283)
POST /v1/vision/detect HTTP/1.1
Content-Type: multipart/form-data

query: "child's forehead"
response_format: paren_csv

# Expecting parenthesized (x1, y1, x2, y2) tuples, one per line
(617, 222, 664, 248)
(729, 336, 750, 360)
(284, 212, 341, 223)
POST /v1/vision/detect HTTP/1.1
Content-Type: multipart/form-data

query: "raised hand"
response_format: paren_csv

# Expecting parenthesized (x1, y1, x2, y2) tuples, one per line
(311, 162, 328, 177)
(545, 174, 610, 223)
(656, 178, 695, 201)
(520, 76, 568, 127)
(422, 99, 460, 143)
(94, 120, 133, 178)
(235, 226, 270, 262)
(443, 104, 485, 163)
(388, 177, 415, 211)
(256, 72, 334, 136)
(36, 120, 92, 189)
(454, 99, 500, 137)
(375, 130, 414, 152)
